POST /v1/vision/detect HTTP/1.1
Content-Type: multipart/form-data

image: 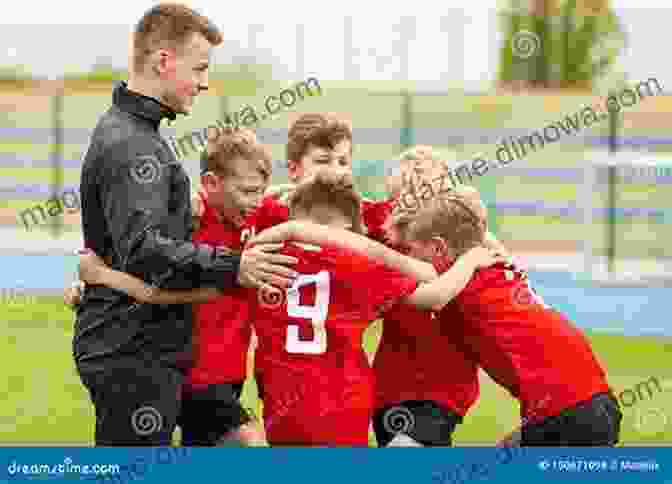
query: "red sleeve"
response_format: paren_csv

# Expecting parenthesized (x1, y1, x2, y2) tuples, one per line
(361, 198, 394, 244)
(251, 194, 290, 232)
(333, 249, 418, 320)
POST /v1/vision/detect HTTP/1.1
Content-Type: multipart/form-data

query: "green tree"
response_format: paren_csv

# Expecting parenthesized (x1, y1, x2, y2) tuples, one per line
(498, 0, 627, 90)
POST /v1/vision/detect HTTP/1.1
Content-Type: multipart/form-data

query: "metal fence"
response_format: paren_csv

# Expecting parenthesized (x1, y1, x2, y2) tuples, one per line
(1, 82, 671, 280)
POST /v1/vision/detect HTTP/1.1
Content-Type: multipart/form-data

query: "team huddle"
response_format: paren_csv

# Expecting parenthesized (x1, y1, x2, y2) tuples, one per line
(66, 112, 623, 447)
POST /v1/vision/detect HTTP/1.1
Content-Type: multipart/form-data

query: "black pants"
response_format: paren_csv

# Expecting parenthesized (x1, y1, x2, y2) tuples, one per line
(78, 362, 183, 446)
(521, 392, 622, 446)
(373, 400, 462, 447)
(178, 383, 251, 446)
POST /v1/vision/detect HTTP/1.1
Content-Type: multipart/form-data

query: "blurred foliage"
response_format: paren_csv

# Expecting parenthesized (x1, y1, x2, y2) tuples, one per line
(498, 0, 627, 90)
(0, 65, 34, 89)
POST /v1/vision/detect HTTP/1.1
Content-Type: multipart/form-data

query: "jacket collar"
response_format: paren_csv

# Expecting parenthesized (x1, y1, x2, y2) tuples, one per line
(112, 81, 177, 130)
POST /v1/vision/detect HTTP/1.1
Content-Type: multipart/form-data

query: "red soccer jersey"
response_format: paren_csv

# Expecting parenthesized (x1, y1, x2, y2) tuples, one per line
(374, 302, 480, 417)
(186, 193, 255, 390)
(362, 197, 481, 417)
(437, 262, 610, 423)
(251, 243, 418, 445)
(249, 193, 290, 232)
(361, 197, 395, 243)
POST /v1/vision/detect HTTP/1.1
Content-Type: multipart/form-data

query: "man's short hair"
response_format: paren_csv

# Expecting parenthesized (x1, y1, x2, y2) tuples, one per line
(202, 128, 272, 182)
(133, 3, 223, 73)
(286, 113, 352, 163)
(288, 168, 363, 234)
(393, 192, 486, 256)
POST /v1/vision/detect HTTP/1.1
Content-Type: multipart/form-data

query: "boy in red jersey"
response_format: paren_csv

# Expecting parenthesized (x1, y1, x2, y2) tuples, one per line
(253, 189, 622, 446)
(67, 129, 293, 446)
(77, 169, 504, 446)
(388, 191, 623, 446)
(371, 147, 491, 447)
(194, 113, 388, 239)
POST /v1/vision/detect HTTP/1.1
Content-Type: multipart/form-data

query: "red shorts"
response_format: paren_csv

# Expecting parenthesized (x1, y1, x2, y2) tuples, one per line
(258, 369, 373, 446)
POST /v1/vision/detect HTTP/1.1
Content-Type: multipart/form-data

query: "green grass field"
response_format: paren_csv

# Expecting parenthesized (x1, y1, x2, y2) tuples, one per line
(1, 296, 670, 446)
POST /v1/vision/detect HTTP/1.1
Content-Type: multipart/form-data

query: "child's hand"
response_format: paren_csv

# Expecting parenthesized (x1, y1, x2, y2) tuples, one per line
(78, 250, 109, 285)
(462, 246, 507, 269)
(64, 281, 84, 307)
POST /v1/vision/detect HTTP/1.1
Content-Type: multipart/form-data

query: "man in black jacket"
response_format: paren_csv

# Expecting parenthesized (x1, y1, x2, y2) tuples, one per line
(76, 4, 297, 445)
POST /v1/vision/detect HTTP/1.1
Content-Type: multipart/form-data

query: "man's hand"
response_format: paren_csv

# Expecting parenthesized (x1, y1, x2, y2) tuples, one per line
(237, 243, 298, 289)
(64, 281, 84, 308)
(78, 250, 110, 285)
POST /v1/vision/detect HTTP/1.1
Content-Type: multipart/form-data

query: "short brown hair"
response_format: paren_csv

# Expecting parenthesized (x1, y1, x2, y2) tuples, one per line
(133, 3, 223, 73)
(202, 128, 272, 182)
(286, 113, 352, 162)
(394, 192, 486, 256)
(288, 168, 363, 234)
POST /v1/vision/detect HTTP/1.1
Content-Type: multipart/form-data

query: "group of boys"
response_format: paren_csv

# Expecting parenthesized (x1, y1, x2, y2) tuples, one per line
(67, 112, 622, 447)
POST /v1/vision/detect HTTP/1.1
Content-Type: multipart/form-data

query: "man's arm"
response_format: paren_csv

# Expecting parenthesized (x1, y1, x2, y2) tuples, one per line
(250, 221, 437, 283)
(77, 249, 222, 304)
(100, 139, 296, 290)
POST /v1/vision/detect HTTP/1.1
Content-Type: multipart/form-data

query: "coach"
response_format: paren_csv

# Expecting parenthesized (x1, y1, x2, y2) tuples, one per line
(75, 4, 297, 446)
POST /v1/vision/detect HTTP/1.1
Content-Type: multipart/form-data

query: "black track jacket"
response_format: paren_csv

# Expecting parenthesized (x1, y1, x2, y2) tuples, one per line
(74, 82, 240, 373)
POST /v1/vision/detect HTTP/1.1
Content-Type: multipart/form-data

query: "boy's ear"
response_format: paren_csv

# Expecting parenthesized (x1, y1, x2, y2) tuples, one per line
(431, 236, 449, 256)
(287, 159, 301, 182)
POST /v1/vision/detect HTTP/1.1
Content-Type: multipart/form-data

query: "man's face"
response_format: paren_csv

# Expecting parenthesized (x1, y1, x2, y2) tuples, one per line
(202, 158, 267, 226)
(287, 139, 352, 183)
(159, 32, 212, 115)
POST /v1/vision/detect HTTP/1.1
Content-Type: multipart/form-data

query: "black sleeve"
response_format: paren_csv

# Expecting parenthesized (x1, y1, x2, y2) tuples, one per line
(100, 138, 240, 290)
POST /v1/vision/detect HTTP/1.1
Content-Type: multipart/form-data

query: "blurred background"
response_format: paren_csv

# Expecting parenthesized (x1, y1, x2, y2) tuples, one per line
(0, 0, 670, 445)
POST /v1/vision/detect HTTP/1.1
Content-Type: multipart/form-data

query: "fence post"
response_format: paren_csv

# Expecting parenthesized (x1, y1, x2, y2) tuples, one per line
(606, 90, 620, 276)
(50, 84, 64, 239)
(400, 89, 413, 150)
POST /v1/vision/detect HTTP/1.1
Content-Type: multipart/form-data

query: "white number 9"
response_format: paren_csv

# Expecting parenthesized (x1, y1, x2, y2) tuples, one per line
(285, 271, 330, 354)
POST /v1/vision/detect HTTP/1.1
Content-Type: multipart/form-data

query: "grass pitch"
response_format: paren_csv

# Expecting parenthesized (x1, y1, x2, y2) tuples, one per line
(1, 296, 670, 446)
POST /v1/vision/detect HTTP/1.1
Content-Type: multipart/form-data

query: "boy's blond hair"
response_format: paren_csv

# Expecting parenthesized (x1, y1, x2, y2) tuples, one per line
(393, 191, 486, 257)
